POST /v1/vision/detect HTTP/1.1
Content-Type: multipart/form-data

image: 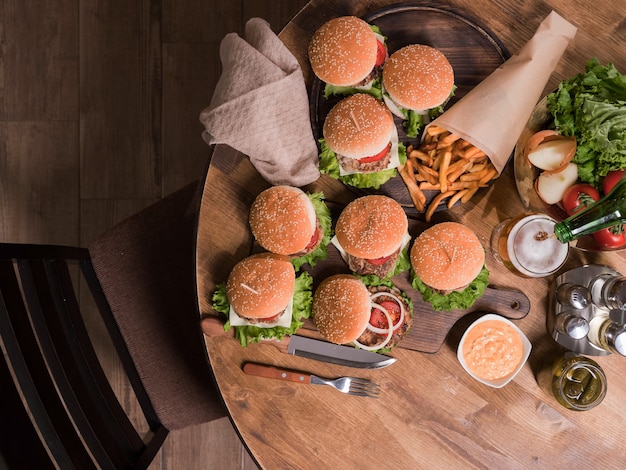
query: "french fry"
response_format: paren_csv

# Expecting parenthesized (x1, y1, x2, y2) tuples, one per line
(399, 163, 426, 212)
(397, 128, 499, 215)
(438, 151, 452, 193)
(448, 189, 470, 209)
(425, 190, 455, 222)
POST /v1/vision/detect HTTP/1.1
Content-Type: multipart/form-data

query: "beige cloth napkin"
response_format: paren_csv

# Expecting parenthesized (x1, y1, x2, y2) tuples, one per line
(199, 18, 320, 186)
(430, 11, 577, 174)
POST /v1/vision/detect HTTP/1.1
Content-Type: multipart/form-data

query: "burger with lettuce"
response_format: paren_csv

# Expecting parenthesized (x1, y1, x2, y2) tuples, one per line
(212, 253, 313, 346)
(410, 222, 489, 311)
(318, 93, 406, 189)
(248, 185, 333, 270)
(308, 15, 388, 99)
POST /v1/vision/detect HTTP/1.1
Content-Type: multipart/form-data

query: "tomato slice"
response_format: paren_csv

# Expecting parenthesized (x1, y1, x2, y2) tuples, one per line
(358, 143, 391, 164)
(602, 169, 625, 195)
(561, 183, 600, 215)
(375, 40, 386, 66)
(366, 254, 391, 266)
(304, 225, 320, 251)
(370, 300, 402, 332)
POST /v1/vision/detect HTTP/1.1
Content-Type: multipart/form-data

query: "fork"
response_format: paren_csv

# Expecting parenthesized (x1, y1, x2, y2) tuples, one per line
(243, 363, 381, 398)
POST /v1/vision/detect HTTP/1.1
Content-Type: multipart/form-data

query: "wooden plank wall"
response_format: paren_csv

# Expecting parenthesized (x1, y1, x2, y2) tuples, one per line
(0, 0, 308, 468)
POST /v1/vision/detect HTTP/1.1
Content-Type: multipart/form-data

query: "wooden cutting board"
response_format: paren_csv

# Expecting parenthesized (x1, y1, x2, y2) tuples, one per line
(196, 145, 530, 355)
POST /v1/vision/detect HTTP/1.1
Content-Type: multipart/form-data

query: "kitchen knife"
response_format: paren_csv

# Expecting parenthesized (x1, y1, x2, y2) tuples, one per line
(201, 316, 396, 369)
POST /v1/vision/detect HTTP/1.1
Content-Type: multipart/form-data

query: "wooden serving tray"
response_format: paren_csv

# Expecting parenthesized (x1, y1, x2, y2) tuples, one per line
(197, 145, 529, 354)
(309, 3, 510, 215)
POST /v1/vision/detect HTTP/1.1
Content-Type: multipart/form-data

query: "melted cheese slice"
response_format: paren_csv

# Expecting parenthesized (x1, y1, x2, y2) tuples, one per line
(228, 298, 293, 329)
(331, 232, 412, 262)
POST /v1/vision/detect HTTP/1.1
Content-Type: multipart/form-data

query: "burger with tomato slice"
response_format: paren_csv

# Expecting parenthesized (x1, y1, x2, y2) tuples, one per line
(211, 253, 313, 346)
(410, 222, 489, 311)
(248, 185, 333, 270)
(312, 273, 413, 352)
(382, 44, 456, 138)
(308, 15, 388, 99)
(318, 93, 406, 189)
(332, 195, 411, 278)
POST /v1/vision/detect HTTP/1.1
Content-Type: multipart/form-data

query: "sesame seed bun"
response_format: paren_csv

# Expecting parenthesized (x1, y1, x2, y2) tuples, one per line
(226, 253, 295, 319)
(336, 195, 408, 259)
(308, 16, 378, 87)
(323, 93, 394, 160)
(312, 274, 371, 344)
(410, 222, 485, 292)
(249, 186, 317, 256)
(382, 44, 454, 111)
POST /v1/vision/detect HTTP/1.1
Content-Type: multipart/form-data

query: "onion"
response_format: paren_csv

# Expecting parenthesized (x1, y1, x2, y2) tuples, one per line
(367, 292, 405, 334)
(353, 303, 393, 351)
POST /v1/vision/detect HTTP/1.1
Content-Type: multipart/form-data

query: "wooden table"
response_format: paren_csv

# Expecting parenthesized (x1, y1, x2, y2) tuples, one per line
(196, 1, 626, 467)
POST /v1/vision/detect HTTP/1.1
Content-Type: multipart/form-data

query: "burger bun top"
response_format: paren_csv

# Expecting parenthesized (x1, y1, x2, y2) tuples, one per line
(249, 185, 316, 256)
(308, 16, 379, 87)
(410, 222, 484, 291)
(312, 274, 371, 344)
(336, 195, 408, 259)
(226, 253, 295, 319)
(383, 44, 454, 111)
(323, 93, 394, 160)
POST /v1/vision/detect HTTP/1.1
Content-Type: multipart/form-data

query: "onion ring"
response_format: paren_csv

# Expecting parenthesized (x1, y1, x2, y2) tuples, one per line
(354, 302, 393, 351)
(367, 291, 405, 334)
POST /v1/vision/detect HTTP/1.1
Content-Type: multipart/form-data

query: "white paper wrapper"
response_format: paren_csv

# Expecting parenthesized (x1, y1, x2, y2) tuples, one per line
(199, 18, 320, 186)
(430, 11, 577, 174)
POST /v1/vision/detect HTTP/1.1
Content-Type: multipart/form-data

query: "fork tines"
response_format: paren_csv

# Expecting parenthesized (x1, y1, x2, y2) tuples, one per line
(349, 379, 381, 398)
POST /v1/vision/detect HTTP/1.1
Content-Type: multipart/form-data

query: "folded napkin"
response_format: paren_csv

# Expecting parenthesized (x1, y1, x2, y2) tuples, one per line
(429, 11, 577, 174)
(199, 18, 320, 187)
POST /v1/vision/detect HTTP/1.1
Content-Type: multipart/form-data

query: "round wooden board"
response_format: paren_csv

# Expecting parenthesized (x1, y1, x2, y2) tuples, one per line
(309, 3, 510, 216)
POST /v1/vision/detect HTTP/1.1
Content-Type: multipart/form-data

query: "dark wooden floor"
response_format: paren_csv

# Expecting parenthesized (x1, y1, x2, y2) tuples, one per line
(0, 0, 308, 468)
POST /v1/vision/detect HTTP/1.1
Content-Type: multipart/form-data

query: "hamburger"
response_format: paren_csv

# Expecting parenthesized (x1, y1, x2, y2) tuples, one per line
(318, 93, 406, 189)
(332, 195, 411, 278)
(249, 185, 333, 270)
(211, 253, 313, 346)
(312, 274, 413, 351)
(410, 222, 489, 311)
(382, 44, 455, 137)
(308, 16, 388, 98)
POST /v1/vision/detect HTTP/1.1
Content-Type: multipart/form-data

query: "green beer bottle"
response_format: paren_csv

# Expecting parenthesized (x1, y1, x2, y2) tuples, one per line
(554, 176, 626, 244)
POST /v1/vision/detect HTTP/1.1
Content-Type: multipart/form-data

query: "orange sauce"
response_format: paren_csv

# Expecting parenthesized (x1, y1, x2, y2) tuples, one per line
(462, 320, 524, 381)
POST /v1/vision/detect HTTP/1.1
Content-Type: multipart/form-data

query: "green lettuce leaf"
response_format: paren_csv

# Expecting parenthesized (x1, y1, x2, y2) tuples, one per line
(318, 138, 407, 189)
(388, 245, 411, 278)
(291, 192, 334, 271)
(212, 271, 313, 347)
(324, 77, 383, 100)
(410, 263, 489, 311)
(547, 58, 626, 186)
(399, 85, 456, 138)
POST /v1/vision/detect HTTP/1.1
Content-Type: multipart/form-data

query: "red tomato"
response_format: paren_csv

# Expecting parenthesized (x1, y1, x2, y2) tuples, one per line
(358, 143, 391, 164)
(561, 183, 600, 215)
(366, 254, 391, 266)
(375, 40, 386, 66)
(602, 169, 625, 195)
(304, 225, 320, 251)
(592, 226, 626, 249)
(370, 300, 402, 332)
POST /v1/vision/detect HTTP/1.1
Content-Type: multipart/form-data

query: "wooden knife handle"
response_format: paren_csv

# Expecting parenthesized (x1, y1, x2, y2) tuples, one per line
(243, 363, 312, 384)
(200, 315, 291, 354)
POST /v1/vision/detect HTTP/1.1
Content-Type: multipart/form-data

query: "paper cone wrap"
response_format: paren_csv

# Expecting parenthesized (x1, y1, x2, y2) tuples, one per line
(430, 11, 577, 174)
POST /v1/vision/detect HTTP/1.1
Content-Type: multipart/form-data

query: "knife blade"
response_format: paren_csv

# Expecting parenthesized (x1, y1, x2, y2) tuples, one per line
(201, 316, 396, 369)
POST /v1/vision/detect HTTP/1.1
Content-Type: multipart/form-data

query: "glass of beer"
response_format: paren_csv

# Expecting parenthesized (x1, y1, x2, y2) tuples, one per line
(490, 213, 569, 278)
